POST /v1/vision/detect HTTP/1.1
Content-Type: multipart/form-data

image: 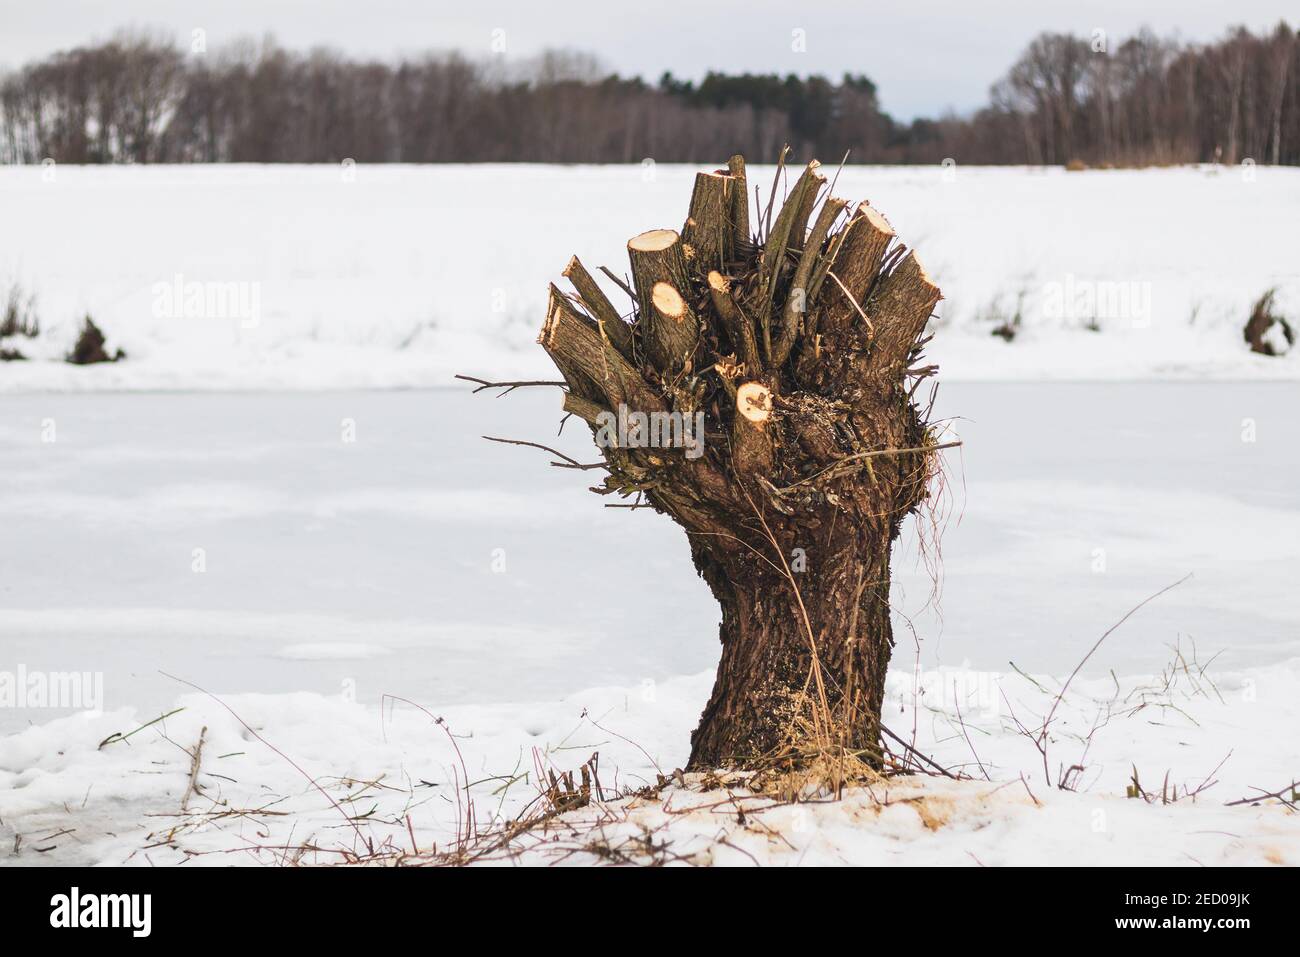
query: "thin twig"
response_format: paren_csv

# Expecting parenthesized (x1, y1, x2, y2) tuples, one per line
(598, 266, 635, 301)
(482, 435, 606, 470)
(181, 726, 207, 811)
(1225, 780, 1300, 809)
(880, 725, 958, 779)
(1041, 573, 1193, 736)
(159, 672, 369, 846)
(953, 697, 991, 781)
(777, 441, 962, 493)
(825, 269, 874, 333)
(454, 374, 566, 396)
(97, 707, 186, 750)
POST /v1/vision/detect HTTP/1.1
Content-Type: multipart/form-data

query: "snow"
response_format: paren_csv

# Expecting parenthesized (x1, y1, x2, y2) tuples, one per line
(1, 163, 1298, 390)
(2, 659, 1296, 866)
(2, 383, 1298, 865)
(2, 163, 1298, 866)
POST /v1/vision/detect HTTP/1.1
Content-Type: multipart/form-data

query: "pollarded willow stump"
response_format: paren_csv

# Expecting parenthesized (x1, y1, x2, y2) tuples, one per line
(536, 154, 949, 770)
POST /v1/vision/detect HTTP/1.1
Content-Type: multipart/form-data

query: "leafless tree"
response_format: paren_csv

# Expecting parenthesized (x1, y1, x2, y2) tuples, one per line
(1, 24, 1295, 167)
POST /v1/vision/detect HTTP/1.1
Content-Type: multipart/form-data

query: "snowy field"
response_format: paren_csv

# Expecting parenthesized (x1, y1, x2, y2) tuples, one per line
(0, 163, 1298, 387)
(1, 164, 1298, 866)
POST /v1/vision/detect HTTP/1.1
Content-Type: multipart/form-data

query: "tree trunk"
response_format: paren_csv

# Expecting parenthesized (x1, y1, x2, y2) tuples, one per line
(686, 499, 896, 768)
(524, 153, 949, 770)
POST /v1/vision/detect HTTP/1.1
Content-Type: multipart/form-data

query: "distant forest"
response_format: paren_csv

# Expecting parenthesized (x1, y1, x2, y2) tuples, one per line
(2, 22, 1296, 166)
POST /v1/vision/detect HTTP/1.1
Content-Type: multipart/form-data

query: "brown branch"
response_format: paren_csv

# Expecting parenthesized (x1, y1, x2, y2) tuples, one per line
(181, 725, 207, 811)
(561, 392, 611, 428)
(731, 382, 774, 476)
(482, 435, 607, 470)
(776, 441, 962, 493)
(1040, 573, 1193, 738)
(598, 265, 636, 301)
(682, 171, 735, 272)
(540, 284, 664, 412)
(880, 724, 958, 779)
(822, 269, 873, 334)
(1225, 780, 1300, 809)
(455, 374, 567, 396)
(708, 271, 762, 374)
(820, 203, 896, 338)
(727, 154, 750, 249)
(756, 160, 822, 350)
(627, 229, 698, 370)
(771, 194, 847, 367)
(863, 250, 941, 379)
(563, 255, 634, 361)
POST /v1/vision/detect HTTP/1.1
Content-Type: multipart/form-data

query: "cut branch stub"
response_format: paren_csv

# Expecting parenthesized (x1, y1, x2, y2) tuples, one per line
(682, 171, 735, 272)
(819, 203, 896, 338)
(864, 251, 942, 379)
(563, 255, 634, 361)
(562, 392, 613, 432)
(771, 195, 848, 368)
(708, 270, 761, 375)
(731, 381, 774, 476)
(755, 160, 824, 354)
(540, 284, 664, 414)
(651, 281, 687, 320)
(538, 286, 601, 403)
(628, 229, 699, 371)
(727, 155, 750, 250)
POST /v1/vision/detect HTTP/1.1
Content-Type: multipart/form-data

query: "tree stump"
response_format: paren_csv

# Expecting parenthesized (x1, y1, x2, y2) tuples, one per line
(531, 154, 951, 770)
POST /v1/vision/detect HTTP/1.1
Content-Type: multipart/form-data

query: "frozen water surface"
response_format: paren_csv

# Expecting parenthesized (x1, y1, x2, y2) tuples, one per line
(3, 382, 1297, 736)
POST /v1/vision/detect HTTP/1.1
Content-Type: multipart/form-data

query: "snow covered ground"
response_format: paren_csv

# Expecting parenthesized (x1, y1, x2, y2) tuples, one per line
(1, 163, 1298, 865)
(2, 383, 1297, 865)
(3, 652, 1297, 866)
(1, 163, 1297, 388)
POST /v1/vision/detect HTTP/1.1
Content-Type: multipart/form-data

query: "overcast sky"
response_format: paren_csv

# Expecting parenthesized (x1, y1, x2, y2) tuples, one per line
(2, 1, 1294, 119)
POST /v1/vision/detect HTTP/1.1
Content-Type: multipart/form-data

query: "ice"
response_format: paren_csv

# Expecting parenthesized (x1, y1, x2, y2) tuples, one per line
(4, 383, 1296, 740)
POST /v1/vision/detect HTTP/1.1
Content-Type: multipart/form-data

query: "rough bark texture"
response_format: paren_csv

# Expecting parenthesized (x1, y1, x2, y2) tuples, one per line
(627, 229, 699, 370)
(682, 171, 736, 272)
(532, 153, 946, 770)
(562, 255, 634, 361)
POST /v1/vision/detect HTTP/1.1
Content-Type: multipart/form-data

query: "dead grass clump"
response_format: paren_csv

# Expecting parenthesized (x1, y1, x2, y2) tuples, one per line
(1, 284, 39, 338)
(1, 283, 40, 361)
(1243, 288, 1294, 356)
(745, 707, 887, 803)
(977, 292, 1024, 342)
(67, 315, 125, 364)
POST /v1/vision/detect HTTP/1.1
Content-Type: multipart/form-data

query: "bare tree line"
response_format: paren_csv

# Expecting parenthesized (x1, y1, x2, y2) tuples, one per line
(983, 25, 1298, 165)
(1, 23, 1295, 166)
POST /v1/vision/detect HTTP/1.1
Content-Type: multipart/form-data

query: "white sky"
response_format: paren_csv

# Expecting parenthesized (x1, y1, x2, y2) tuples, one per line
(1, 1, 1294, 119)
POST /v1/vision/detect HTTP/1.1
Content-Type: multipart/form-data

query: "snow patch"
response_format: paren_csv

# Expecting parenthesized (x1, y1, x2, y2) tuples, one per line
(2, 164, 1298, 391)
(2, 657, 1296, 866)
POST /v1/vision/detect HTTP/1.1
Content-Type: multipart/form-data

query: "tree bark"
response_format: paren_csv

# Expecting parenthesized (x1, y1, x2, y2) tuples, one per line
(687, 518, 894, 768)
(627, 229, 699, 370)
(682, 171, 735, 272)
(528, 153, 948, 770)
(562, 255, 634, 361)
